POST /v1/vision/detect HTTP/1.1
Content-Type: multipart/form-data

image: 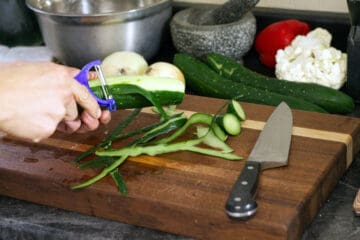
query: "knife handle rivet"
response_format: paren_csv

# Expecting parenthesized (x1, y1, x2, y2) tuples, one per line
(234, 197, 242, 202)
(241, 181, 248, 185)
(247, 166, 254, 170)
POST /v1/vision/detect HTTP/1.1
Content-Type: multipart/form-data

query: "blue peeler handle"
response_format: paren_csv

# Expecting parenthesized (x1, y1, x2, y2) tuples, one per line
(74, 60, 116, 112)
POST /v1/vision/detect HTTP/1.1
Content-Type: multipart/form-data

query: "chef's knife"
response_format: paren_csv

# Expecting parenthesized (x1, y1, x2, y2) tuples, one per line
(225, 102, 293, 220)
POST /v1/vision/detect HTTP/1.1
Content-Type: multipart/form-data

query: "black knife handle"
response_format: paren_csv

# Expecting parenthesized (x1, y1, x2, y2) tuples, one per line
(225, 161, 260, 220)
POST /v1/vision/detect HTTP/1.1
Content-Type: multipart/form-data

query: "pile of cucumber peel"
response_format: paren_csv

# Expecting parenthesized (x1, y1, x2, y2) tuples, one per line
(72, 99, 245, 195)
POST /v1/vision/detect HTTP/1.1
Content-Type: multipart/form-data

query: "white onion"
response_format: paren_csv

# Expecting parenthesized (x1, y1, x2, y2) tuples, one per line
(145, 62, 185, 85)
(100, 51, 148, 77)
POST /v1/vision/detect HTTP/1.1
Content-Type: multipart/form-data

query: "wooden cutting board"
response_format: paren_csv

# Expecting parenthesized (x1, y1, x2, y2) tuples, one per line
(1, 94, 360, 240)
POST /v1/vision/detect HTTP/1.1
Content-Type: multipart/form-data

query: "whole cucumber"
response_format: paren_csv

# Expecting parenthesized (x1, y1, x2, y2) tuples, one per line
(89, 75, 185, 109)
(173, 53, 327, 113)
(205, 53, 354, 114)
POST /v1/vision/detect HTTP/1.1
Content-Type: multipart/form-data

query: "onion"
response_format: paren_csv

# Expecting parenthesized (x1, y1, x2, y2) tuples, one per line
(145, 62, 185, 85)
(100, 51, 148, 77)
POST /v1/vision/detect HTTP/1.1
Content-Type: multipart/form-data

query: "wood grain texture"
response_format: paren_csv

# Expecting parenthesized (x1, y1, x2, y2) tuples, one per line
(1, 94, 360, 240)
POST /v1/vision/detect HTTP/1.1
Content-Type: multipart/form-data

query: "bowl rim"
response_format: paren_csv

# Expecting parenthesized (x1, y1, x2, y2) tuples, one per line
(171, 7, 256, 29)
(25, 0, 172, 18)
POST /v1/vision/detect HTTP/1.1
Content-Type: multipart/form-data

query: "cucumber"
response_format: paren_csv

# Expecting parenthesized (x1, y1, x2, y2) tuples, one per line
(173, 53, 327, 113)
(89, 75, 185, 109)
(227, 99, 246, 121)
(216, 113, 242, 136)
(205, 53, 354, 114)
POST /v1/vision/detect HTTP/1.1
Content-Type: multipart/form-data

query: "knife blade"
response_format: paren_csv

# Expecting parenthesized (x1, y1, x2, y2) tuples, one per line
(225, 102, 293, 220)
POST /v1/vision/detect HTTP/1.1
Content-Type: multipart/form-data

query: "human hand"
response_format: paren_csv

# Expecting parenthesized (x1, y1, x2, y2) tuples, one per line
(0, 61, 111, 142)
(56, 70, 111, 134)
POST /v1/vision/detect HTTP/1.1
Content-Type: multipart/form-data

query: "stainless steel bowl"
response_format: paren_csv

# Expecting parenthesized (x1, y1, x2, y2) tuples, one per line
(26, 0, 172, 67)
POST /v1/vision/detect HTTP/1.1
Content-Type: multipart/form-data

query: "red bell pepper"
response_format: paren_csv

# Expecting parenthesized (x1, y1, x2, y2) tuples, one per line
(255, 19, 310, 68)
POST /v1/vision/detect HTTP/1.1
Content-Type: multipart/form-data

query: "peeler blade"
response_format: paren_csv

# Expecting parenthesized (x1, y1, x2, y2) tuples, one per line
(74, 60, 116, 112)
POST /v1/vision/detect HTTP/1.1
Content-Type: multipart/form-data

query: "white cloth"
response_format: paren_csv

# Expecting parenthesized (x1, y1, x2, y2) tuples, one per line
(0, 45, 53, 62)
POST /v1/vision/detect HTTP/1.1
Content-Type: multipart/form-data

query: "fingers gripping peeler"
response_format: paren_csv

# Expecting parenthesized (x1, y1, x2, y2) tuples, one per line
(74, 60, 117, 112)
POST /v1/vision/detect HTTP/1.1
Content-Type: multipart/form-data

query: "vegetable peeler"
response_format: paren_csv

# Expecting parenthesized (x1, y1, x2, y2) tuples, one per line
(74, 60, 116, 112)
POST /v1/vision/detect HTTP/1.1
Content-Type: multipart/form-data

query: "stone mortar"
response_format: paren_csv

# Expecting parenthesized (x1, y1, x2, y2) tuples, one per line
(170, 6, 256, 61)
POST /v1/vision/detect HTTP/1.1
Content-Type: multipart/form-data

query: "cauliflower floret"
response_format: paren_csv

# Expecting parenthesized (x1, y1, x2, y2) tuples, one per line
(275, 28, 347, 89)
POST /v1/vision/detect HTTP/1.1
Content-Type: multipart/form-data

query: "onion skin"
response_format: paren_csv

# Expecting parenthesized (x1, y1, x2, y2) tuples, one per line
(101, 51, 148, 77)
(146, 62, 185, 85)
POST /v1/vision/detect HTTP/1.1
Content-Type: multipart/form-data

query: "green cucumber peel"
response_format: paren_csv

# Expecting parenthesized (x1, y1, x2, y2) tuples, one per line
(72, 108, 141, 163)
(151, 105, 178, 120)
(96, 138, 241, 161)
(115, 84, 169, 119)
(72, 101, 243, 195)
(130, 113, 187, 146)
(196, 127, 233, 153)
(114, 112, 185, 142)
(72, 155, 128, 190)
(156, 112, 227, 144)
(78, 156, 117, 170)
(110, 169, 128, 195)
(114, 121, 164, 141)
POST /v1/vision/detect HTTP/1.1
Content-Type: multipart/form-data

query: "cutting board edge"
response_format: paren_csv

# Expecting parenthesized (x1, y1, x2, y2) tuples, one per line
(0, 166, 299, 240)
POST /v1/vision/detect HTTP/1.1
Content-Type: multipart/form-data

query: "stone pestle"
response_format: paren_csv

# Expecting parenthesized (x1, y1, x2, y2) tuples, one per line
(198, 0, 260, 25)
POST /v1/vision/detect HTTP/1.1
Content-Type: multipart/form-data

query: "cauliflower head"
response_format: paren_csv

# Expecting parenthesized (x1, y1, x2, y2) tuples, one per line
(275, 28, 347, 89)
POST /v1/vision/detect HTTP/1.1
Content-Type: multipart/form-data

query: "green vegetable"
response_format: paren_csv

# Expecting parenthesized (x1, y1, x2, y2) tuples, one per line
(205, 53, 354, 114)
(89, 75, 185, 111)
(216, 113, 242, 136)
(72, 155, 128, 190)
(78, 156, 116, 170)
(73, 108, 142, 163)
(227, 99, 246, 121)
(129, 112, 187, 146)
(73, 138, 241, 191)
(196, 127, 233, 153)
(173, 53, 327, 113)
(72, 101, 245, 194)
(96, 139, 241, 160)
(110, 169, 128, 195)
(156, 112, 227, 144)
